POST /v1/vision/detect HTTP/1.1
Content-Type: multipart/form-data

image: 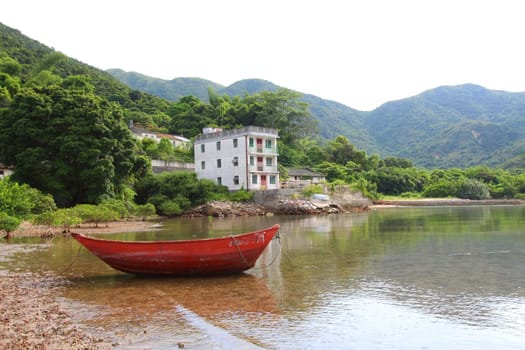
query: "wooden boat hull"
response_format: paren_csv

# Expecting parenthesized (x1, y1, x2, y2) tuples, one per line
(71, 224, 280, 276)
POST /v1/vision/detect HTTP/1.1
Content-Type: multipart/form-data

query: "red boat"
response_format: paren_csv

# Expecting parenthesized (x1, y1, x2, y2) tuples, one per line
(71, 224, 280, 276)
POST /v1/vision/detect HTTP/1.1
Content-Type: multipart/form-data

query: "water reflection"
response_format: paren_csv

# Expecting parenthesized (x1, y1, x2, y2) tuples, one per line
(2, 206, 525, 349)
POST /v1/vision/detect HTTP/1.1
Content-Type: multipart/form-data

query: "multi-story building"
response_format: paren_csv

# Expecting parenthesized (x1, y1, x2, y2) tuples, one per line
(194, 126, 279, 191)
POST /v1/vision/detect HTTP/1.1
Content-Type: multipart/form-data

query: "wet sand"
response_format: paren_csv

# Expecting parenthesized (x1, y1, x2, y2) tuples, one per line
(1, 220, 152, 349)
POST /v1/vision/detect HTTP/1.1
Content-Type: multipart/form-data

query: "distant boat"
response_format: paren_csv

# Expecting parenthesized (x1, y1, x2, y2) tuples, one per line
(149, 222, 164, 228)
(71, 224, 280, 276)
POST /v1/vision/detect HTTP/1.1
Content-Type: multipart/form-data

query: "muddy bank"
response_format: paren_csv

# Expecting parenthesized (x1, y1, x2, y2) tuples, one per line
(0, 246, 114, 349)
(11, 219, 157, 238)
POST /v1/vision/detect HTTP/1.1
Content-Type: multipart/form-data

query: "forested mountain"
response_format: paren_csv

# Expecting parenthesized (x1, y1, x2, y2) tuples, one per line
(106, 69, 224, 102)
(367, 84, 525, 168)
(109, 69, 525, 169)
(2, 21, 524, 169)
(0, 23, 171, 126)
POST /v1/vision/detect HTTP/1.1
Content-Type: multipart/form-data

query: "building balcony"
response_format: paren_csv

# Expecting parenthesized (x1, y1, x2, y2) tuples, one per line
(249, 164, 279, 173)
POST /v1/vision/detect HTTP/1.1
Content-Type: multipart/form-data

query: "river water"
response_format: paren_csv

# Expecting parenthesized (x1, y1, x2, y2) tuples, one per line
(2, 205, 525, 349)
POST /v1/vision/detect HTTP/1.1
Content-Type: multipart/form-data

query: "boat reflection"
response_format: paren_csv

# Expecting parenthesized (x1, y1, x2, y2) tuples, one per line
(63, 272, 280, 325)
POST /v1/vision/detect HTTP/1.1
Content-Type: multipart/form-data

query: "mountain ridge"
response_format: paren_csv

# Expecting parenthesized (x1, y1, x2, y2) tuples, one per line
(107, 69, 525, 168)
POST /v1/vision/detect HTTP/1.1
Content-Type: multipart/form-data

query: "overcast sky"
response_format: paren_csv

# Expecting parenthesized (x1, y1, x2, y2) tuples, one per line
(2, 0, 524, 110)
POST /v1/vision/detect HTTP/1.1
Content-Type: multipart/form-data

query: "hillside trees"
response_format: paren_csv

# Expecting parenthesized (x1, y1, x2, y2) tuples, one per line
(0, 73, 149, 206)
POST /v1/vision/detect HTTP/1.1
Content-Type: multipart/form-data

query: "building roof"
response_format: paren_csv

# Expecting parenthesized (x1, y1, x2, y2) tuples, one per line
(288, 168, 325, 177)
(195, 126, 279, 143)
(130, 126, 190, 143)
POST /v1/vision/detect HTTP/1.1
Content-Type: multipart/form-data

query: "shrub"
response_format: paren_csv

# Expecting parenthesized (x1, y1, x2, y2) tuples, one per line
(52, 208, 82, 232)
(0, 212, 21, 233)
(302, 184, 324, 198)
(159, 200, 183, 216)
(133, 203, 156, 220)
(422, 180, 458, 198)
(513, 193, 525, 200)
(229, 190, 254, 202)
(456, 179, 491, 200)
(100, 198, 129, 218)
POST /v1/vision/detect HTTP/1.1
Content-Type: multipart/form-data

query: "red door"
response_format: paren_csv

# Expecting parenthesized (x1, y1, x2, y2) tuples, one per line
(261, 175, 267, 186)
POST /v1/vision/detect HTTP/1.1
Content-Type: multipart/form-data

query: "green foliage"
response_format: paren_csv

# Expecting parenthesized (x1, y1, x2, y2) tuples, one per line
(99, 198, 130, 218)
(133, 203, 156, 220)
(514, 193, 525, 200)
(0, 212, 21, 233)
(422, 181, 459, 198)
(373, 166, 429, 195)
(349, 177, 379, 200)
(0, 177, 55, 218)
(456, 179, 491, 200)
(135, 172, 228, 215)
(159, 200, 183, 216)
(71, 204, 119, 227)
(0, 74, 149, 206)
(228, 189, 254, 202)
(51, 208, 82, 232)
(302, 184, 324, 197)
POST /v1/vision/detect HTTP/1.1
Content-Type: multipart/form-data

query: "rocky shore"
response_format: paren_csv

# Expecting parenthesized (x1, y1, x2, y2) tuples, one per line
(184, 198, 366, 217)
(0, 246, 114, 349)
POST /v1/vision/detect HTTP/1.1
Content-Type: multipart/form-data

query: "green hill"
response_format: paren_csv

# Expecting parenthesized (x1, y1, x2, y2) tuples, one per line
(0, 22, 171, 129)
(109, 69, 525, 168)
(106, 69, 224, 102)
(3, 21, 524, 169)
(366, 84, 525, 167)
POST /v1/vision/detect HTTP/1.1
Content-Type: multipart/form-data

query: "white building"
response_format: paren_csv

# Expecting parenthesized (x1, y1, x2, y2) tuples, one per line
(194, 126, 280, 191)
(130, 126, 190, 147)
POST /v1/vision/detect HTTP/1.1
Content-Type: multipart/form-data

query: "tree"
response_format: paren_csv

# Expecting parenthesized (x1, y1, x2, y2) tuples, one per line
(0, 177, 55, 218)
(244, 88, 318, 144)
(0, 76, 148, 206)
(457, 179, 491, 200)
(167, 96, 215, 137)
(326, 135, 361, 166)
(0, 212, 21, 236)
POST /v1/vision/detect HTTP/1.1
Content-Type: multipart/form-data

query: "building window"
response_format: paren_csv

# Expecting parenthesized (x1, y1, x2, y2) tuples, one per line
(252, 175, 258, 184)
(200, 144, 205, 153)
(233, 156, 239, 166)
(233, 138, 238, 148)
(266, 157, 273, 167)
(217, 159, 222, 168)
(201, 161, 205, 169)
(265, 139, 272, 148)
(217, 177, 222, 185)
(233, 176, 239, 185)
(249, 138, 254, 147)
(216, 141, 221, 150)
(270, 175, 276, 185)
(250, 156, 254, 166)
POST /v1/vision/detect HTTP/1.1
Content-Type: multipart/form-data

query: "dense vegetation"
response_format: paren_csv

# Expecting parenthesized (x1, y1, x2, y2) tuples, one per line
(110, 74, 525, 169)
(1, 21, 525, 235)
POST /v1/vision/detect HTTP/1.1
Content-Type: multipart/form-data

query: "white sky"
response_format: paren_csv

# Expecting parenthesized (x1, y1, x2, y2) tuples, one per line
(2, 0, 525, 111)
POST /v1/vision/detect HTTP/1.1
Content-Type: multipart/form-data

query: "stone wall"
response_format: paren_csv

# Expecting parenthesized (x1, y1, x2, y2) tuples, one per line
(253, 186, 372, 212)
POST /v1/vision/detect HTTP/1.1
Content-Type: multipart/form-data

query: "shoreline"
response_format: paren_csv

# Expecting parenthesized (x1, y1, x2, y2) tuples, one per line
(9, 219, 159, 238)
(2, 199, 524, 348)
(6, 198, 525, 238)
(370, 198, 525, 208)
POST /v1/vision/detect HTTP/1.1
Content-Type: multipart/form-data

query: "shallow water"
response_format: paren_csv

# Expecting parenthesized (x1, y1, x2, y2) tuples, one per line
(2, 206, 525, 349)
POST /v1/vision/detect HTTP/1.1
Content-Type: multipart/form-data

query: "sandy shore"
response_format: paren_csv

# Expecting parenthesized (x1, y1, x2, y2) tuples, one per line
(10, 219, 158, 238)
(1, 220, 154, 349)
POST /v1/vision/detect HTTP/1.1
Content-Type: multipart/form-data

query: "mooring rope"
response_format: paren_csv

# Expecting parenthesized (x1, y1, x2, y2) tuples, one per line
(59, 242, 83, 274)
(231, 235, 251, 267)
(278, 232, 297, 269)
(250, 232, 283, 270)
